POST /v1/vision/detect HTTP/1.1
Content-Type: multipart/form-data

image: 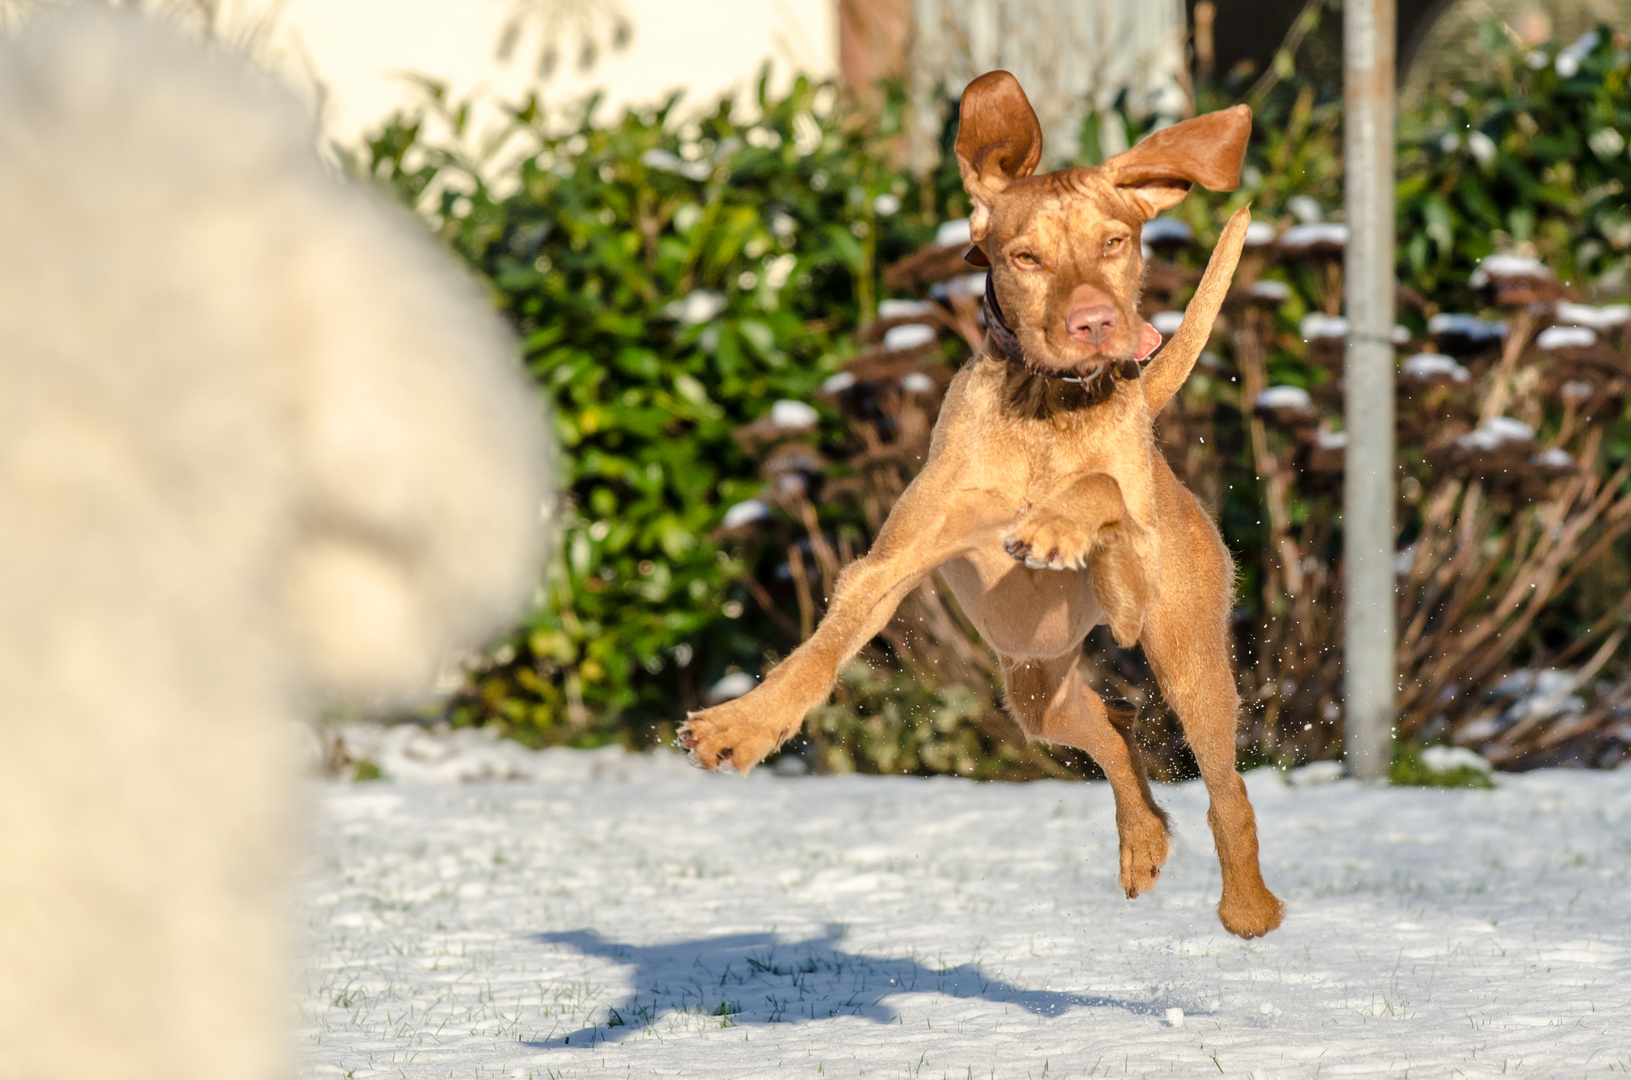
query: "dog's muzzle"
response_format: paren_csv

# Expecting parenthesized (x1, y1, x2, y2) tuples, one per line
(982, 273, 1157, 386)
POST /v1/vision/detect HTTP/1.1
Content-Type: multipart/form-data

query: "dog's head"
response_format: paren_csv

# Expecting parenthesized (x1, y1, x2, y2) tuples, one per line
(956, 71, 1251, 377)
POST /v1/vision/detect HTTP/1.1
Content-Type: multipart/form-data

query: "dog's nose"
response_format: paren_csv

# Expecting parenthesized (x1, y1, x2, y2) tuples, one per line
(1067, 305, 1117, 345)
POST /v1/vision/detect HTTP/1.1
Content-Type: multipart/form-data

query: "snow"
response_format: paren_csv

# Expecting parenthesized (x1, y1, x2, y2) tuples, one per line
(706, 671, 759, 704)
(299, 744, 1631, 1078)
(1457, 417, 1535, 450)
(935, 219, 972, 247)
(1284, 761, 1344, 787)
(1149, 310, 1186, 336)
(1427, 313, 1507, 344)
(665, 290, 727, 325)
(770, 400, 820, 429)
(1418, 746, 1492, 775)
(1286, 195, 1324, 224)
(1555, 30, 1600, 78)
(1467, 131, 1498, 167)
(1492, 669, 1575, 700)
(882, 324, 937, 351)
(1243, 221, 1278, 247)
(1532, 447, 1576, 470)
(1555, 302, 1631, 331)
(937, 273, 987, 301)
(1536, 325, 1597, 350)
(1299, 313, 1348, 340)
(1470, 256, 1552, 287)
(1401, 353, 1470, 383)
(1247, 279, 1291, 303)
(721, 499, 771, 529)
(1485, 669, 1588, 730)
(1278, 223, 1349, 251)
(1140, 218, 1193, 245)
(1255, 385, 1314, 411)
(878, 299, 935, 319)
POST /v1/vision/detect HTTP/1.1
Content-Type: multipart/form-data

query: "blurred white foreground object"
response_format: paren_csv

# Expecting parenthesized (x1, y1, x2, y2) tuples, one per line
(0, 10, 549, 1080)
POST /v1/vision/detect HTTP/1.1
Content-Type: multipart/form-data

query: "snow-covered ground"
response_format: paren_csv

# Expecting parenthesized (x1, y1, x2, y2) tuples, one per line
(300, 733, 1631, 1078)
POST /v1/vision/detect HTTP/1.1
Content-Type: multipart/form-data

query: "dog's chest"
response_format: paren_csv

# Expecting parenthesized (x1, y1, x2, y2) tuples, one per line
(1010, 394, 1151, 498)
(938, 359, 1155, 508)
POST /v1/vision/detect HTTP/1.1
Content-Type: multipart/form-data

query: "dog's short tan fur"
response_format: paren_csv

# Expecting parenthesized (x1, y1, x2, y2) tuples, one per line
(679, 72, 1283, 939)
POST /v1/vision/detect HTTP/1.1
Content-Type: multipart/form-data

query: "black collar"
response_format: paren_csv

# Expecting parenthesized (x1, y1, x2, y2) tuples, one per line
(981, 273, 1141, 393)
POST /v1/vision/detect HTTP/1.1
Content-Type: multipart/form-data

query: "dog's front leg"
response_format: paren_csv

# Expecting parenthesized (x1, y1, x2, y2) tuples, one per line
(1000, 472, 1155, 646)
(680, 471, 995, 773)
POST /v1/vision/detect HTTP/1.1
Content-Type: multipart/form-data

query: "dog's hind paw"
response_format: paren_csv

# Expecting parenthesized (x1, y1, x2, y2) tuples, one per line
(1217, 888, 1286, 939)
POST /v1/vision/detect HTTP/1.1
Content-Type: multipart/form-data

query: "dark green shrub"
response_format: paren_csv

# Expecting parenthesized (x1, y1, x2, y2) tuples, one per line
(1389, 746, 1497, 789)
(1398, 25, 1631, 300)
(1167, 22, 1631, 305)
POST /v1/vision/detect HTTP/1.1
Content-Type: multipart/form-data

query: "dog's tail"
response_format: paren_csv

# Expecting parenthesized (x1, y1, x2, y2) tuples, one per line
(1142, 205, 1251, 414)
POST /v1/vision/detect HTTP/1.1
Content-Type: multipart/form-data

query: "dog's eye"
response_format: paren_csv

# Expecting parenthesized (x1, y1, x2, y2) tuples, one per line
(1104, 236, 1127, 255)
(1011, 251, 1041, 269)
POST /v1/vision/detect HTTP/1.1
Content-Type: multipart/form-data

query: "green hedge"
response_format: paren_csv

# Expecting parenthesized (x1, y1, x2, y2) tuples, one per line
(1399, 23, 1631, 299)
(362, 76, 935, 744)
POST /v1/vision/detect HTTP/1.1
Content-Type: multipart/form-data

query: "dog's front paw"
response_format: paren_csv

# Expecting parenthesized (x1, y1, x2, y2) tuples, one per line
(676, 695, 792, 775)
(1002, 508, 1103, 571)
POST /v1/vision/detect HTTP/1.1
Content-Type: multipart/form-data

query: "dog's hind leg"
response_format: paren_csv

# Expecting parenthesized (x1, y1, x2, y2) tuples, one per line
(1139, 477, 1285, 938)
(1003, 653, 1170, 899)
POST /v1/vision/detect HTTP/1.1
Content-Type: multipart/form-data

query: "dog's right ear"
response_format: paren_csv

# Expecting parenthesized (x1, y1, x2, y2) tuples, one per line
(954, 71, 1043, 243)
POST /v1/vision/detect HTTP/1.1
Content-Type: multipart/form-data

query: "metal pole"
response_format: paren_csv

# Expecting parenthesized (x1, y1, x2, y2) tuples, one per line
(1343, 0, 1396, 781)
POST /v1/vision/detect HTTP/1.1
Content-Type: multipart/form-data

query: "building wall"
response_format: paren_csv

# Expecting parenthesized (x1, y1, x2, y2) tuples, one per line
(268, 0, 836, 145)
(908, 0, 1189, 171)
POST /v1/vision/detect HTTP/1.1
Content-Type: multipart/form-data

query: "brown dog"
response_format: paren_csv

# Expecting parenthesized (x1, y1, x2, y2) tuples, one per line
(679, 71, 1283, 939)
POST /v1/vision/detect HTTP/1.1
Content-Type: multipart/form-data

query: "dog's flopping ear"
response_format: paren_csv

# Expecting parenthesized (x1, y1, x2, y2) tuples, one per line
(1103, 104, 1252, 219)
(954, 71, 1043, 243)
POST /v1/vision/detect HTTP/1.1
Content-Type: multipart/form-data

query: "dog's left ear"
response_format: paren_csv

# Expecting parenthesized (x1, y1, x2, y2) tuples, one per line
(1103, 104, 1252, 219)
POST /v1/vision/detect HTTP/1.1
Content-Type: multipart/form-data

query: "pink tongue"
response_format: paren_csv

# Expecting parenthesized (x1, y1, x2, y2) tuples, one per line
(1135, 321, 1162, 361)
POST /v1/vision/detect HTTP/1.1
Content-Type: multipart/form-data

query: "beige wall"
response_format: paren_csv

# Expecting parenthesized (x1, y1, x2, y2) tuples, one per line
(272, 0, 837, 144)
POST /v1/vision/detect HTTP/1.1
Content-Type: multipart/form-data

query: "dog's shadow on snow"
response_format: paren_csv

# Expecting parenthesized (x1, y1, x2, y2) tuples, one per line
(525, 928, 1166, 1047)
